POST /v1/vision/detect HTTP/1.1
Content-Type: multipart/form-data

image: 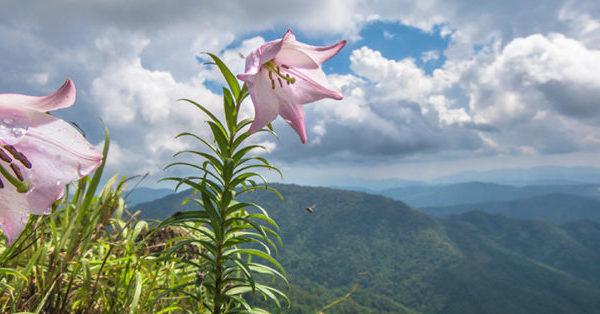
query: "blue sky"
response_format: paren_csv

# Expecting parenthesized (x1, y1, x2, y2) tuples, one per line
(1, 1, 600, 187)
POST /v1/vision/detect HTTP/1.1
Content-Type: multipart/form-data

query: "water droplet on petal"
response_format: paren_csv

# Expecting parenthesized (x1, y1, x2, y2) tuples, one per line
(20, 215, 29, 225)
(0, 110, 29, 145)
(42, 208, 52, 215)
(56, 180, 62, 186)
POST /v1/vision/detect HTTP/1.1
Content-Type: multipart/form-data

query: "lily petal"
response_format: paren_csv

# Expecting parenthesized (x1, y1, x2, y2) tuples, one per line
(276, 67, 343, 105)
(15, 110, 103, 212)
(275, 29, 346, 68)
(283, 39, 347, 66)
(247, 73, 281, 135)
(242, 39, 284, 75)
(0, 79, 75, 112)
(279, 103, 307, 144)
(0, 187, 31, 244)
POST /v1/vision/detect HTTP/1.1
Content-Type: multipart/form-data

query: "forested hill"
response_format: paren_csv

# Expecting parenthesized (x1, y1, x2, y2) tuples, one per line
(133, 184, 600, 313)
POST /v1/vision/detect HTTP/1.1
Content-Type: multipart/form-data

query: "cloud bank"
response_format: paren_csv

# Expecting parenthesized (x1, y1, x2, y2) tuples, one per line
(1, 0, 599, 183)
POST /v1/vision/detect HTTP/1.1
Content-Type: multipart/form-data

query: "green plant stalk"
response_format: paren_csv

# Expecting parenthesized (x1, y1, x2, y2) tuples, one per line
(158, 54, 288, 312)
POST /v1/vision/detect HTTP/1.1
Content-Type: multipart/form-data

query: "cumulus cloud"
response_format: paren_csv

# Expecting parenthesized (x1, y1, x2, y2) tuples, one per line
(462, 33, 600, 154)
(1, 0, 600, 183)
(267, 29, 600, 162)
(421, 50, 440, 63)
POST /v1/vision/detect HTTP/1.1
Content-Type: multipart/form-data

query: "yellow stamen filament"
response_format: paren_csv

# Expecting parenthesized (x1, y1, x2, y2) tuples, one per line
(264, 60, 296, 89)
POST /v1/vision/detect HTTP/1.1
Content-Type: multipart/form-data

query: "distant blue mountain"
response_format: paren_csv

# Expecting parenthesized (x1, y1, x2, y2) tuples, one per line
(432, 166, 600, 185)
(421, 193, 600, 223)
(318, 166, 600, 193)
(379, 182, 600, 207)
(124, 187, 174, 206)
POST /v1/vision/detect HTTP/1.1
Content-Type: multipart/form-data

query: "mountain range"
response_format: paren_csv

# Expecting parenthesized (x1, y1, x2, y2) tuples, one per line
(127, 166, 600, 207)
(132, 183, 600, 313)
(378, 181, 600, 206)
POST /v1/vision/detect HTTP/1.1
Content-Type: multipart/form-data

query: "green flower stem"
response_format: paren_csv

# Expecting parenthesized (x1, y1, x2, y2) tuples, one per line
(163, 54, 287, 312)
(0, 163, 30, 193)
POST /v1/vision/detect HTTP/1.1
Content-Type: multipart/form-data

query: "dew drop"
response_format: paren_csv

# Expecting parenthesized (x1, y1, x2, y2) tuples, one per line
(20, 215, 29, 225)
(56, 180, 62, 186)
(0, 110, 29, 145)
(42, 208, 52, 215)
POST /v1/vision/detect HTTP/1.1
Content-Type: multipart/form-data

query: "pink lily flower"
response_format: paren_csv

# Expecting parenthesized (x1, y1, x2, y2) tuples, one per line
(0, 79, 103, 244)
(237, 29, 345, 143)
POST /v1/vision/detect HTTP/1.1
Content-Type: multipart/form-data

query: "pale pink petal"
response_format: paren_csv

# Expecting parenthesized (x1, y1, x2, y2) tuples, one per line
(279, 103, 307, 144)
(272, 67, 343, 105)
(247, 70, 281, 135)
(293, 67, 343, 100)
(243, 39, 284, 75)
(14, 110, 103, 212)
(282, 29, 295, 41)
(0, 187, 31, 244)
(276, 29, 346, 68)
(0, 79, 75, 112)
(275, 46, 320, 69)
(0, 106, 30, 145)
(283, 40, 347, 66)
(236, 73, 257, 84)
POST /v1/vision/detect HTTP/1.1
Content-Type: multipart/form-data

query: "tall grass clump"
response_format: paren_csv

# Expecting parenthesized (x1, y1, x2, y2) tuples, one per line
(0, 129, 193, 313)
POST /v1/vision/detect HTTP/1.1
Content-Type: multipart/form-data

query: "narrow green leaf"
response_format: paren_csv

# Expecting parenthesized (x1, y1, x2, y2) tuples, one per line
(205, 52, 240, 99)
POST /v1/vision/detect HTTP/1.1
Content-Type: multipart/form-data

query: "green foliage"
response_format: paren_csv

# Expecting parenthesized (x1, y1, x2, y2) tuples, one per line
(158, 54, 288, 313)
(423, 192, 600, 223)
(135, 183, 600, 313)
(0, 129, 197, 313)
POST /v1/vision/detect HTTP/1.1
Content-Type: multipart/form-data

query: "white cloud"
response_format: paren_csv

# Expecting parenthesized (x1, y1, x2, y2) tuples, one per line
(84, 33, 226, 180)
(383, 30, 395, 39)
(27, 73, 49, 86)
(421, 50, 440, 62)
(2, 0, 600, 183)
(469, 33, 600, 124)
(256, 141, 277, 154)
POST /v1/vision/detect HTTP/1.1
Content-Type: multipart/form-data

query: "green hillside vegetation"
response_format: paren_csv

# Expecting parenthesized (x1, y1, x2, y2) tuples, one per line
(422, 193, 600, 223)
(134, 184, 600, 313)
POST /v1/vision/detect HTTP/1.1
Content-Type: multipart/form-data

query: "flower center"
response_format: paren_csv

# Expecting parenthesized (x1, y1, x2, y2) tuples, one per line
(264, 60, 296, 90)
(0, 145, 31, 193)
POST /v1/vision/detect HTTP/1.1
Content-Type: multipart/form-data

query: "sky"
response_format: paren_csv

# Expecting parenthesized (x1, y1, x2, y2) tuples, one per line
(1, 0, 600, 188)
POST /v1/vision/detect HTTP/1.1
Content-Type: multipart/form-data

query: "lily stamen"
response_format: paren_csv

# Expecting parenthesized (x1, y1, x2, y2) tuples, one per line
(264, 61, 296, 87)
(2, 145, 32, 169)
(0, 163, 29, 193)
(0, 148, 12, 163)
(10, 163, 23, 181)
